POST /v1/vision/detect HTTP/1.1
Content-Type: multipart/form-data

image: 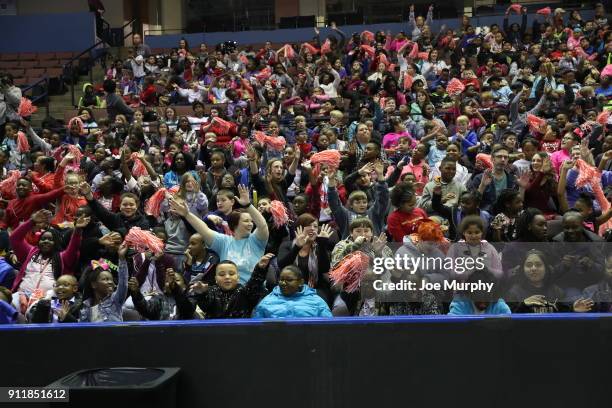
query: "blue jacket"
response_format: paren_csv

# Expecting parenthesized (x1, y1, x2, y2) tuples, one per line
(448, 296, 511, 315)
(253, 286, 332, 318)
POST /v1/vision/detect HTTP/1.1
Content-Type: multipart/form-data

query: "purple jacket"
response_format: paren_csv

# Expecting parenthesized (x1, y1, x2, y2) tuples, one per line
(10, 220, 81, 292)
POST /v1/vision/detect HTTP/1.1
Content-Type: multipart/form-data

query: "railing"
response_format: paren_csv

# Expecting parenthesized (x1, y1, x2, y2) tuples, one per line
(20, 76, 49, 118)
(64, 18, 136, 107)
(144, 28, 186, 36)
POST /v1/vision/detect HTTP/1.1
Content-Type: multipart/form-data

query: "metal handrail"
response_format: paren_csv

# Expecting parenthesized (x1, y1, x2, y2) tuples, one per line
(20, 75, 50, 118)
(144, 28, 186, 36)
(65, 18, 137, 107)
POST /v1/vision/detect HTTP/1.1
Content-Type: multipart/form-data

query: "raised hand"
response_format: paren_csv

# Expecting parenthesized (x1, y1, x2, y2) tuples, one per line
(327, 170, 338, 187)
(295, 226, 309, 247)
(190, 281, 209, 295)
(374, 160, 385, 177)
(31, 209, 52, 225)
(524, 295, 547, 307)
(236, 184, 251, 207)
(79, 181, 93, 199)
(318, 223, 333, 239)
(74, 215, 91, 229)
(118, 242, 128, 260)
(56, 300, 71, 321)
(560, 160, 575, 172)
(372, 232, 388, 253)
(573, 298, 594, 313)
(358, 162, 374, 176)
(480, 169, 493, 188)
(169, 197, 189, 217)
(128, 277, 139, 294)
(257, 253, 275, 269)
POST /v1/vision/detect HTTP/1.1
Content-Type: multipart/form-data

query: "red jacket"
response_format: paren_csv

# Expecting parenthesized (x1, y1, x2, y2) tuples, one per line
(386, 208, 428, 242)
(1, 187, 65, 230)
(139, 85, 157, 106)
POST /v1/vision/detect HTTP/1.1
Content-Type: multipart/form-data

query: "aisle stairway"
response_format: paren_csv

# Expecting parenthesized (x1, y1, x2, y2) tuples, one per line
(29, 46, 128, 128)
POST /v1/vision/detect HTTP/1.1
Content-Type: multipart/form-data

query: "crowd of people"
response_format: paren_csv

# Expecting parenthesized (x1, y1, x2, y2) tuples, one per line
(0, 3, 612, 324)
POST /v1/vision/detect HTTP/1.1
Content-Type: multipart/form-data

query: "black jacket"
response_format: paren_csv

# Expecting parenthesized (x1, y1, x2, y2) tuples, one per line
(190, 264, 267, 319)
(29, 295, 83, 323)
(131, 286, 194, 320)
(86, 197, 151, 236)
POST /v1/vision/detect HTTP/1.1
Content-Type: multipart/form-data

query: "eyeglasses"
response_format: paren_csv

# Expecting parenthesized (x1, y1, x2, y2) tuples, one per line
(279, 278, 300, 283)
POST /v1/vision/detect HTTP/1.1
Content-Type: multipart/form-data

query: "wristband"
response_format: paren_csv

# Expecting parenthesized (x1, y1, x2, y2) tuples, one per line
(237, 202, 252, 209)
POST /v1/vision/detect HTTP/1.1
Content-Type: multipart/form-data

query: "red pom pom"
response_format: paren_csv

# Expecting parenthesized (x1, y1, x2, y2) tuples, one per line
(403, 74, 414, 90)
(536, 7, 551, 15)
(213, 117, 232, 133)
(130, 153, 148, 178)
(597, 110, 611, 125)
(254, 66, 272, 82)
(602, 64, 612, 78)
(302, 43, 320, 55)
(283, 44, 296, 59)
(360, 44, 375, 58)
(446, 78, 466, 96)
(17, 97, 37, 118)
(16, 131, 30, 153)
(361, 30, 374, 43)
(0, 170, 21, 199)
(417, 52, 430, 60)
(269, 200, 289, 228)
(526, 114, 547, 134)
(145, 188, 169, 218)
(321, 39, 332, 55)
(329, 251, 370, 293)
(124, 227, 165, 255)
(408, 42, 419, 59)
(254, 131, 286, 151)
(509, 4, 522, 13)
(310, 149, 341, 179)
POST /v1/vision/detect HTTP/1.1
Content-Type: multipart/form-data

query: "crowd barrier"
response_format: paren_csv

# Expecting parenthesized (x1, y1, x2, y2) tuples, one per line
(2, 314, 612, 407)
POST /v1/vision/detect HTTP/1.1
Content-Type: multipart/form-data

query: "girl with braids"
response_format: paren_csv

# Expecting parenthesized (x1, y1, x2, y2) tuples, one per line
(10, 210, 88, 314)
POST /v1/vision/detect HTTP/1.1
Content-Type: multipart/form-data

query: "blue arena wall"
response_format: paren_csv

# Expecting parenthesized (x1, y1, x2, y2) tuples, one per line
(0, 12, 96, 53)
(2, 314, 612, 407)
(145, 10, 596, 49)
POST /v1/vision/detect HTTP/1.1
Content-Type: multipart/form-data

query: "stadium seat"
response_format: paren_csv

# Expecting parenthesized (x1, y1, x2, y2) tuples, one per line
(0, 53, 19, 61)
(55, 51, 75, 60)
(7, 68, 25, 78)
(46, 68, 63, 78)
(25, 68, 45, 78)
(18, 52, 38, 61)
(38, 60, 61, 68)
(37, 52, 57, 60)
(0, 61, 18, 69)
(13, 78, 27, 86)
(19, 60, 39, 68)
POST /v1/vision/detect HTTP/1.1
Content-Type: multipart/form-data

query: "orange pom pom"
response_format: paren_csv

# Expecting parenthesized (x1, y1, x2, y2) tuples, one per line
(329, 251, 370, 293)
(124, 227, 165, 255)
